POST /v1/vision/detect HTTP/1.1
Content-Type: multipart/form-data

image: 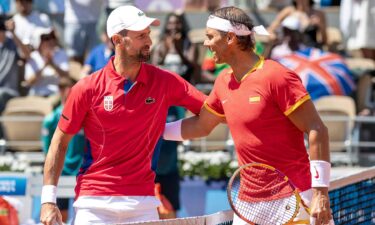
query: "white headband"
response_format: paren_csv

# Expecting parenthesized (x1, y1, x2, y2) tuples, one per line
(206, 15, 269, 36)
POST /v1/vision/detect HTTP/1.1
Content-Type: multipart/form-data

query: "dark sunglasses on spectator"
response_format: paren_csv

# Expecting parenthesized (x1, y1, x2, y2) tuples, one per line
(17, 0, 33, 3)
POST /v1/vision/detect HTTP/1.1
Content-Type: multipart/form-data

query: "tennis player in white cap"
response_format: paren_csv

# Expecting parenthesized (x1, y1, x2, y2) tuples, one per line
(40, 5, 206, 225)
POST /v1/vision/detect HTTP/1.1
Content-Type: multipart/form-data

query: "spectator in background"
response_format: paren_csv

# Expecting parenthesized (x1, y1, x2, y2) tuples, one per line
(0, 16, 30, 114)
(152, 12, 198, 83)
(64, 0, 105, 64)
(0, 0, 12, 15)
(200, 49, 230, 83)
(270, 15, 306, 59)
(154, 106, 185, 219)
(33, 0, 65, 47)
(184, 0, 205, 11)
(41, 76, 84, 223)
(24, 27, 69, 96)
(268, 0, 327, 48)
(12, 0, 51, 47)
(206, 0, 221, 13)
(340, 0, 375, 60)
(80, 29, 114, 76)
(106, 0, 135, 16)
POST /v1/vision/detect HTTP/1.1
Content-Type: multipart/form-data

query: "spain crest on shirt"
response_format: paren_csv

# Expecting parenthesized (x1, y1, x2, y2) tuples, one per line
(104, 96, 113, 111)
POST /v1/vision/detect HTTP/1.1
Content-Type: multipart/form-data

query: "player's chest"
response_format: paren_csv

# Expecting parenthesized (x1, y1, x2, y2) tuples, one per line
(221, 85, 271, 122)
(92, 83, 166, 121)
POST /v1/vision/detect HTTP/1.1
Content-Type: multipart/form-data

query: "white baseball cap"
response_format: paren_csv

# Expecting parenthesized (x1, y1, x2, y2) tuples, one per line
(106, 5, 160, 38)
(31, 27, 54, 49)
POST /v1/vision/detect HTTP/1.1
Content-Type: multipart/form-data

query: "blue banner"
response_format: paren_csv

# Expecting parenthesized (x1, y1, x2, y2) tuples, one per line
(0, 176, 27, 195)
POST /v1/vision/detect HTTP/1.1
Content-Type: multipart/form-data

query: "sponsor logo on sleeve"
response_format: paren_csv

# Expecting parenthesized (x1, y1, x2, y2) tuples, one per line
(61, 114, 70, 121)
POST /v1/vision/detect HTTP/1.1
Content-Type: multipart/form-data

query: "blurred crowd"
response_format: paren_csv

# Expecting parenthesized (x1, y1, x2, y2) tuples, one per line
(0, 0, 374, 223)
(0, 0, 374, 116)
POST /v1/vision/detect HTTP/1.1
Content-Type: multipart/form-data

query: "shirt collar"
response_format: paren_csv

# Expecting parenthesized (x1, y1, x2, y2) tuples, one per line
(106, 56, 148, 85)
(226, 55, 265, 83)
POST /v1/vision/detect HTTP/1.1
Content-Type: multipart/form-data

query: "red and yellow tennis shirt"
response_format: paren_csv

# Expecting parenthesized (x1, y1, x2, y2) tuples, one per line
(58, 57, 206, 198)
(205, 58, 311, 191)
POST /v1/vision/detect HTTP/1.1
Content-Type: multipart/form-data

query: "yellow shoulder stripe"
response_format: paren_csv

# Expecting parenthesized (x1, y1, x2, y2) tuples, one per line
(284, 95, 311, 116)
(204, 102, 226, 118)
(240, 55, 265, 82)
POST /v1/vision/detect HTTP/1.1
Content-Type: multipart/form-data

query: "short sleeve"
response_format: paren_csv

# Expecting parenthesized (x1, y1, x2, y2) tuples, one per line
(167, 72, 206, 115)
(57, 80, 91, 134)
(204, 76, 225, 117)
(272, 70, 310, 116)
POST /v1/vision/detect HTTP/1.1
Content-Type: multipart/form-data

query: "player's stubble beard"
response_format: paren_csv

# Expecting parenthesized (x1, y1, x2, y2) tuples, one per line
(137, 45, 151, 62)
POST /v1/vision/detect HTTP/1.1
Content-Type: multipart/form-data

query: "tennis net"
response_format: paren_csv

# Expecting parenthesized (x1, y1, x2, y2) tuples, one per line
(120, 210, 233, 225)
(121, 167, 375, 225)
(329, 166, 375, 225)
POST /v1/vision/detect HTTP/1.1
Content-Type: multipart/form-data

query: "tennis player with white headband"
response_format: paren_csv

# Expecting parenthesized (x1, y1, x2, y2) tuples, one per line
(163, 6, 334, 225)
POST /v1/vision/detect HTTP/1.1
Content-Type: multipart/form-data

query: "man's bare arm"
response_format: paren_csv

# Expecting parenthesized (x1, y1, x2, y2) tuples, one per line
(287, 99, 332, 225)
(44, 127, 73, 186)
(40, 127, 73, 225)
(181, 106, 225, 139)
(287, 99, 329, 161)
(164, 106, 225, 141)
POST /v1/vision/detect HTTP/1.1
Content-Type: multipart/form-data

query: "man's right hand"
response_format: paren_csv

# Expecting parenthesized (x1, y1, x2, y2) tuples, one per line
(40, 203, 63, 225)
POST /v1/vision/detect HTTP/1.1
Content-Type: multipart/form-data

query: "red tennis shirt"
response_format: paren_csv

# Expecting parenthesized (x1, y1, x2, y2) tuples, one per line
(58, 57, 206, 197)
(205, 59, 311, 191)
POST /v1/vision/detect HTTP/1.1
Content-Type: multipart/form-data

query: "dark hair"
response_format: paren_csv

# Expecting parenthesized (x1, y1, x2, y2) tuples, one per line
(292, 0, 314, 7)
(159, 12, 190, 40)
(211, 6, 255, 51)
(0, 16, 7, 31)
(58, 77, 76, 89)
(41, 31, 56, 42)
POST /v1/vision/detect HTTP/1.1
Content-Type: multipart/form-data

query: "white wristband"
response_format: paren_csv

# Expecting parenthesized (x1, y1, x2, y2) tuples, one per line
(163, 119, 184, 141)
(310, 160, 331, 187)
(41, 185, 57, 204)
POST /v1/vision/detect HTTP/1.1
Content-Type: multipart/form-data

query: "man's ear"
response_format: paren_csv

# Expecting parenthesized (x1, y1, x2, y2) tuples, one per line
(111, 34, 122, 46)
(226, 32, 236, 45)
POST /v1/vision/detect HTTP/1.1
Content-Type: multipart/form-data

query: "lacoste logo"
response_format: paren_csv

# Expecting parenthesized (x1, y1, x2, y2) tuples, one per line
(138, 12, 145, 16)
(145, 97, 155, 104)
(313, 166, 319, 179)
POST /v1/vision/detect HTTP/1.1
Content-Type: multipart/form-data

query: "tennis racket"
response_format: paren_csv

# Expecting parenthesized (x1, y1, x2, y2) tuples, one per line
(227, 162, 310, 225)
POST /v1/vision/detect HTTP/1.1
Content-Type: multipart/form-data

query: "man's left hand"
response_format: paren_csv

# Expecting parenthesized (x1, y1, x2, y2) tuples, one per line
(310, 187, 334, 225)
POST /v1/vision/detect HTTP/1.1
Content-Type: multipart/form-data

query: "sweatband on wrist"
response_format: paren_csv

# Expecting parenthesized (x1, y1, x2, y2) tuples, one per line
(41, 185, 57, 204)
(310, 160, 331, 187)
(163, 119, 184, 141)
